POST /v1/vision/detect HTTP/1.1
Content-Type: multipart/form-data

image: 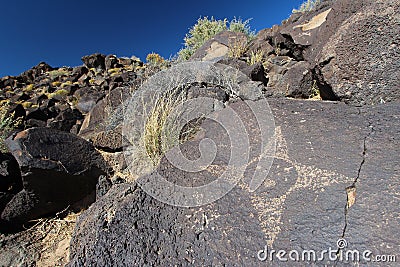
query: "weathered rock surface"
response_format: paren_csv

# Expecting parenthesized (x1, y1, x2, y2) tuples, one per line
(0, 53, 142, 139)
(0, 153, 22, 216)
(81, 53, 106, 70)
(190, 31, 248, 61)
(218, 58, 269, 86)
(0, 153, 22, 194)
(0, 0, 398, 265)
(279, 0, 400, 104)
(344, 103, 400, 262)
(317, 0, 399, 105)
(236, 0, 400, 104)
(78, 87, 131, 151)
(0, 128, 110, 227)
(68, 99, 399, 266)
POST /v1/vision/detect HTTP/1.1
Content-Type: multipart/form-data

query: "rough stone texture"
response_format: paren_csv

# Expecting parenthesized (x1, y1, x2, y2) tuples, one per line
(47, 106, 83, 132)
(68, 99, 399, 266)
(247, 27, 277, 56)
(0, 192, 13, 216)
(241, 62, 268, 86)
(0, 210, 78, 266)
(0, 153, 22, 216)
(275, 61, 313, 98)
(281, 0, 400, 105)
(79, 86, 131, 152)
(190, 31, 248, 61)
(20, 62, 54, 83)
(344, 103, 400, 264)
(318, 0, 400, 105)
(74, 86, 106, 114)
(217, 57, 248, 70)
(81, 53, 106, 70)
(217, 58, 268, 86)
(105, 54, 119, 70)
(263, 56, 297, 97)
(1, 127, 109, 226)
(263, 60, 336, 100)
(0, 153, 22, 194)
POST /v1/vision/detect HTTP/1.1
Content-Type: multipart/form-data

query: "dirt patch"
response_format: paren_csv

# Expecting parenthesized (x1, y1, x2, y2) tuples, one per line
(0, 211, 79, 266)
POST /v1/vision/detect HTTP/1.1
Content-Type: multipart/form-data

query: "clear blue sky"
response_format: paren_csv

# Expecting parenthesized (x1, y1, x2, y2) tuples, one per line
(0, 0, 304, 77)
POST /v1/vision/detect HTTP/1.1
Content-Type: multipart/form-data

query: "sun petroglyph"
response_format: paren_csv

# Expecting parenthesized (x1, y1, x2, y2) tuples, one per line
(250, 126, 354, 246)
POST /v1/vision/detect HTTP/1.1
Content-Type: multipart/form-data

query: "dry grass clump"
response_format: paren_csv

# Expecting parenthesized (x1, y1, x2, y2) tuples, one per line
(142, 87, 187, 165)
(309, 80, 322, 100)
(0, 209, 81, 266)
(146, 52, 165, 65)
(228, 39, 248, 59)
(247, 49, 265, 65)
(0, 101, 23, 152)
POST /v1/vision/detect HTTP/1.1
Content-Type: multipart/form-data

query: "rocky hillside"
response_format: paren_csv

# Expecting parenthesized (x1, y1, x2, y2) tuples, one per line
(0, 0, 399, 265)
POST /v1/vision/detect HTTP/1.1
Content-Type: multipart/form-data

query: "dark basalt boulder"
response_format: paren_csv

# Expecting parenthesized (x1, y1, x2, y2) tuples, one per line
(0, 153, 22, 214)
(47, 106, 83, 132)
(0, 127, 110, 227)
(237, 0, 400, 104)
(0, 153, 22, 194)
(20, 62, 54, 84)
(78, 86, 131, 151)
(105, 54, 120, 70)
(0, 192, 13, 217)
(279, 0, 400, 104)
(81, 53, 106, 70)
(74, 86, 106, 114)
(241, 62, 268, 86)
(68, 99, 399, 266)
(217, 58, 268, 86)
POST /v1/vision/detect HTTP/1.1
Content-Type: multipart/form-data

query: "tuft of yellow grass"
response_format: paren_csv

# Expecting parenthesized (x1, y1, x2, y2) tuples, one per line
(143, 87, 186, 165)
(247, 49, 265, 65)
(309, 80, 322, 100)
(228, 39, 248, 59)
(0, 101, 23, 152)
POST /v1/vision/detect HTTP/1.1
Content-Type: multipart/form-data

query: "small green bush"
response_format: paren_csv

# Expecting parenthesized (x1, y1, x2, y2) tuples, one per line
(229, 18, 255, 38)
(178, 17, 227, 61)
(293, 0, 323, 13)
(178, 17, 255, 60)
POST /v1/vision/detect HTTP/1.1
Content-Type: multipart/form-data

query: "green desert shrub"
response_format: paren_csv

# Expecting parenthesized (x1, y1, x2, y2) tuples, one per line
(293, 0, 323, 13)
(178, 17, 254, 60)
(229, 18, 255, 38)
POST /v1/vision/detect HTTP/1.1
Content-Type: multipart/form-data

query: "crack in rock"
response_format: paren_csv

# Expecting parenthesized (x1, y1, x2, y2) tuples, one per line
(336, 115, 374, 263)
